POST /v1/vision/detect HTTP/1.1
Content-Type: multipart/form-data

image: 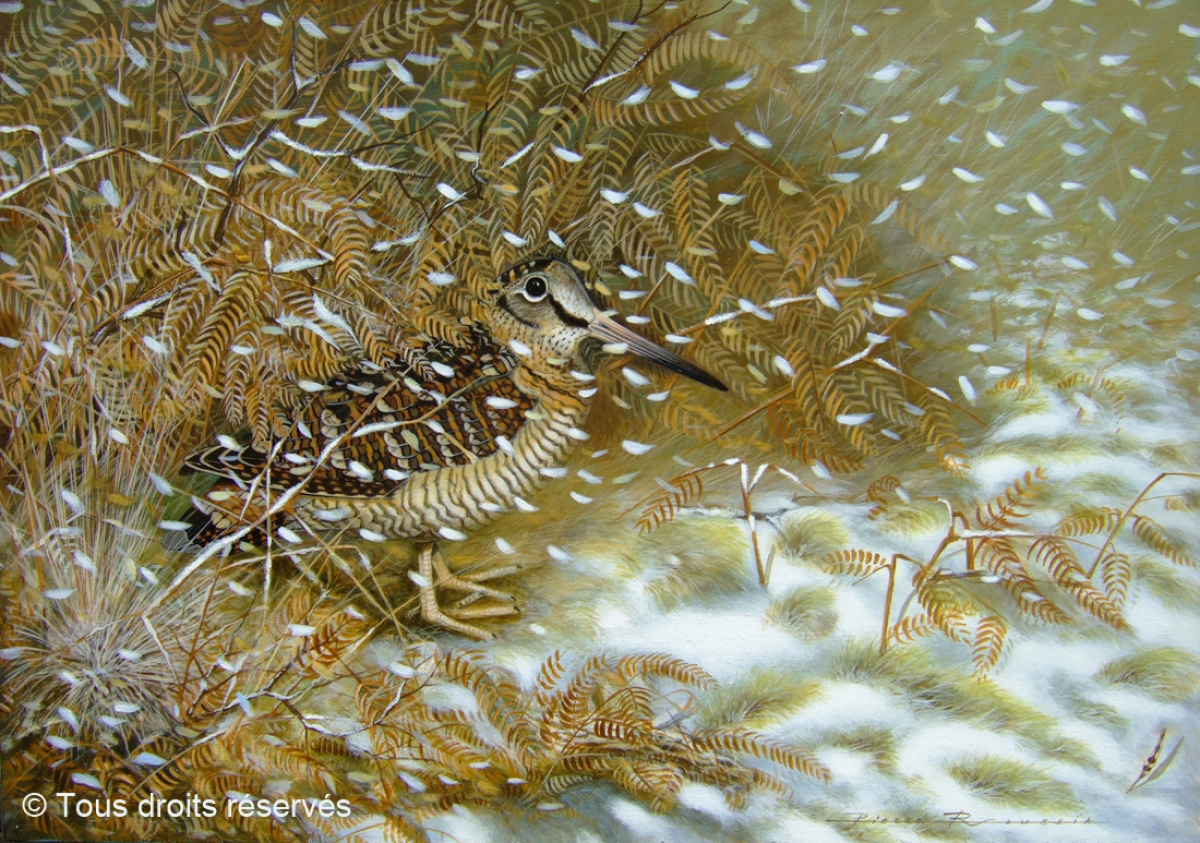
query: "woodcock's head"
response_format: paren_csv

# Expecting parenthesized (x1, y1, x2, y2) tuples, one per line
(489, 257, 727, 391)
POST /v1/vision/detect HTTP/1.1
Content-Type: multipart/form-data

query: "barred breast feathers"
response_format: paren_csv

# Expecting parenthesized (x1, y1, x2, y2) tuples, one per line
(296, 376, 592, 539)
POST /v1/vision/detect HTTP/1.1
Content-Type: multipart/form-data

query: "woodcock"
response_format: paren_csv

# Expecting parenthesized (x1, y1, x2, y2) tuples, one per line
(180, 257, 727, 638)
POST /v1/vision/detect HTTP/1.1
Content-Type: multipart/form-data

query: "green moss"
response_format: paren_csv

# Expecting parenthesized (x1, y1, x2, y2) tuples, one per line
(766, 586, 839, 640)
(1095, 647, 1200, 702)
(697, 665, 822, 730)
(946, 754, 1080, 812)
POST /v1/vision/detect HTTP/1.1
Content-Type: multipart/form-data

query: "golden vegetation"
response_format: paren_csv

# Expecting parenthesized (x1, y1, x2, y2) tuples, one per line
(945, 754, 1079, 813)
(0, 0, 965, 467)
(4, 548, 831, 841)
(3, 0, 1198, 840)
(821, 468, 1199, 678)
(0, 0, 962, 837)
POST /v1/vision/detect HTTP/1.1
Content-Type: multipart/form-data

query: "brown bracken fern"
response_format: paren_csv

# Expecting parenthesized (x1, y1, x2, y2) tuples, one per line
(823, 468, 1200, 677)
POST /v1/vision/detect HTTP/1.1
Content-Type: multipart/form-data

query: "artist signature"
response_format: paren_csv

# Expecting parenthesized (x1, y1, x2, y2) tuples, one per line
(827, 811, 1102, 828)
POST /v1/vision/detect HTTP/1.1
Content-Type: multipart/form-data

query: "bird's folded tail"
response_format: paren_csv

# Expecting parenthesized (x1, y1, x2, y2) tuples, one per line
(162, 484, 271, 553)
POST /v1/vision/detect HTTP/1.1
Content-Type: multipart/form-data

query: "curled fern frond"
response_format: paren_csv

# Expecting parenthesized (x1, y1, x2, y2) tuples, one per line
(533, 651, 567, 706)
(614, 652, 717, 689)
(1100, 552, 1132, 610)
(866, 474, 903, 519)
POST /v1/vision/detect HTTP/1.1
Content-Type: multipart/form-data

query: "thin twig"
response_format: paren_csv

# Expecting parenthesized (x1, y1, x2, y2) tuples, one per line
(1086, 472, 1200, 578)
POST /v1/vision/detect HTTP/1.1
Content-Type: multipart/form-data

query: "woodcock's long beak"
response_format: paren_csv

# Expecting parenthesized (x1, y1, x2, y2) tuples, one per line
(588, 312, 728, 391)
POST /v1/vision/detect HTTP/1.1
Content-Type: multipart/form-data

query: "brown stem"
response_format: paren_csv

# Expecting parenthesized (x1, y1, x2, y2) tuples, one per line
(880, 555, 898, 655)
(1086, 472, 1200, 578)
(742, 486, 766, 586)
(920, 506, 967, 575)
(1037, 291, 1060, 352)
(715, 387, 791, 438)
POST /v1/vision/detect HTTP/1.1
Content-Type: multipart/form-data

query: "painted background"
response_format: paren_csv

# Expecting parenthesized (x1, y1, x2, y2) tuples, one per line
(1, 1, 1198, 840)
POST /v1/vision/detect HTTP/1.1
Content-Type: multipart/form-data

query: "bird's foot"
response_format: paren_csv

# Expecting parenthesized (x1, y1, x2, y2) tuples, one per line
(411, 547, 519, 640)
(435, 557, 520, 605)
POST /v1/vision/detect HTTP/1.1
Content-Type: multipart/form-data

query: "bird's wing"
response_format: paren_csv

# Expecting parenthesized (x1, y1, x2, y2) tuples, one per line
(183, 330, 533, 497)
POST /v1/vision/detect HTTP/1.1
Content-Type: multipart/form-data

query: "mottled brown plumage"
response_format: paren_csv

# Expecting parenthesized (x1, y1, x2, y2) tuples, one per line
(180, 257, 726, 637)
(184, 325, 532, 497)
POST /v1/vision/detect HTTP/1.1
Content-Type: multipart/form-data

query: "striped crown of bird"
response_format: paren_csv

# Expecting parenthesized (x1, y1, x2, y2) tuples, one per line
(178, 256, 727, 637)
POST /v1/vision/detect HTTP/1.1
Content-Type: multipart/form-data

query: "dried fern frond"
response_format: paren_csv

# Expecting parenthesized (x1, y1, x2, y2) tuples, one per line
(1100, 553, 1132, 610)
(972, 615, 1007, 679)
(690, 729, 831, 783)
(890, 613, 940, 646)
(1130, 515, 1194, 568)
(636, 469, 707, 533)
(1054, 506, 1124, 538)
(821, 549, 890, 579)
(975, 467, 1046, 530)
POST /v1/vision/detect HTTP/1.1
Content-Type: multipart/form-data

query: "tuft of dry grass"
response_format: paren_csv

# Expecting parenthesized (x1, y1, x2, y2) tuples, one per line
(1132, 559, 1200, 612)
(823, 725, 898, 776)
(1095, 647, 1200, 702)
(946, 754, 1080, 813)
(829, 639, 1097, 767)
(766, 586, 839, 640)
(870, 500, 947, 537)
(697, 665, 822, 730)
(776, 510, 850, 564)
(638, 520, 754, 612)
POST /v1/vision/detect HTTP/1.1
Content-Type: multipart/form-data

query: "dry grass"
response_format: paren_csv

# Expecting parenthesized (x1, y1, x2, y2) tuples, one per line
(639, 519, 754, 612)
(822, 725, 898, 776)
(829, 640, 1095, 767)
(776, 510, 851, 564)
(1095, 648, 1200, 703)
(697, 665, 822, 730)
(765, 586, 840, 641)
(946, 754, 1080, 812)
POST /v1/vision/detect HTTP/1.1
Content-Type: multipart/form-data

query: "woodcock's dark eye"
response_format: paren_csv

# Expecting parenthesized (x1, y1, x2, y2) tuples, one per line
(522, 275, 548, 302)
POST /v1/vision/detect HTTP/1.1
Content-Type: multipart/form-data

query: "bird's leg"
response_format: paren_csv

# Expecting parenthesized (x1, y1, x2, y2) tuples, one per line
(412, 544, 495, 639)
